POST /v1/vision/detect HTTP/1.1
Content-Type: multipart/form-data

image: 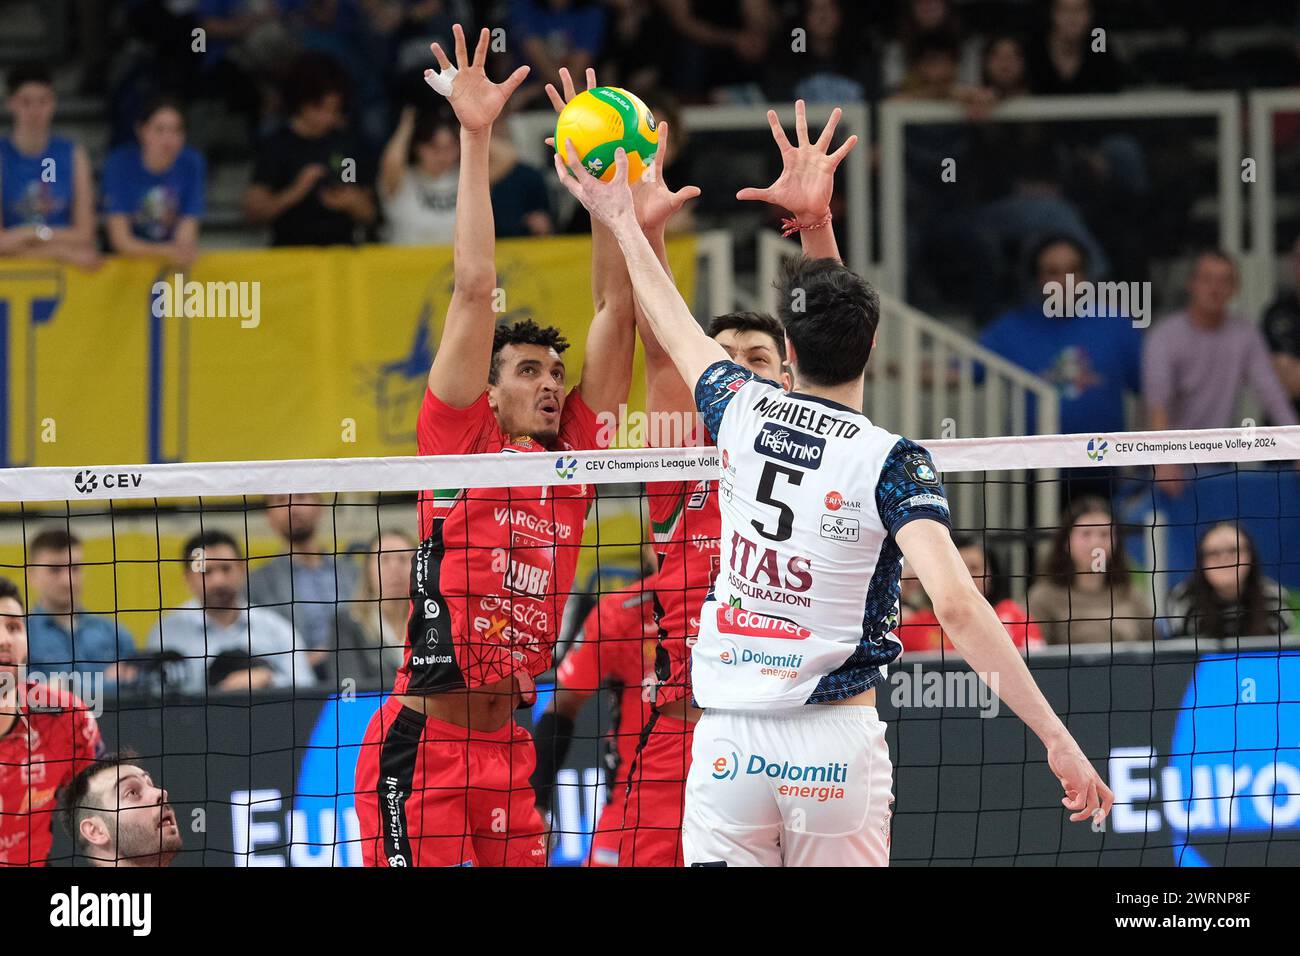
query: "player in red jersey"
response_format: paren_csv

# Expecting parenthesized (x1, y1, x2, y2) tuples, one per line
(622, 102, 858, 865)
(354, 31, 689, 867)
(0, 577, 103, 866)
(531, 572, 659, 866)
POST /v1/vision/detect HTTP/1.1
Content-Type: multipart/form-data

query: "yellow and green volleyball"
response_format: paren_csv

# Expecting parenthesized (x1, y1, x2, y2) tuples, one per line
(554, 87, 658, 183)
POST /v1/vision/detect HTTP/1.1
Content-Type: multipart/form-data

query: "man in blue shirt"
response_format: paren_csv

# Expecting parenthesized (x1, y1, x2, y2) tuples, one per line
(979, 234, 1143, 437)
(25, 529, 137, 680)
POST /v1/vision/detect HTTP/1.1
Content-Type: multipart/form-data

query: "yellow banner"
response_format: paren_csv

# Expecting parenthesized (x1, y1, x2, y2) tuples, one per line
(0, 237, 695, 466)
(0, 240, 695, 643)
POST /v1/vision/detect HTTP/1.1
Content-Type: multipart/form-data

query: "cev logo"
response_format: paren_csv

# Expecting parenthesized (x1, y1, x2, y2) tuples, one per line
(1086, 437, 1108, 462)
(555, 456, 578, 479)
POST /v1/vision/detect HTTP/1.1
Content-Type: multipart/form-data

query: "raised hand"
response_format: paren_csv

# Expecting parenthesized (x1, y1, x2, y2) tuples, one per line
(630, 122, 700, 235)
(426, 23, 530, 133)
(736, 99, 858, 223)
(544, 66, 599, 120)
(554, 141, 636, 233)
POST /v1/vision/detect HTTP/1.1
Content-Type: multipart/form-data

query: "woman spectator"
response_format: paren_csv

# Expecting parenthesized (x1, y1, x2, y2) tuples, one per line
(770, 0, 879, 104)
(1028, 496, 1155, 644)
(1165, 523, 1295, 639)
(897, 536, 1043, 652)
(1026, 0, 1125, 94)
(345, 528, 417, 689)
(103, 97, 206, 266)
(982, 33, 1030, 102)
(379, 105, 459, 245)
(0, 65, 100, 268)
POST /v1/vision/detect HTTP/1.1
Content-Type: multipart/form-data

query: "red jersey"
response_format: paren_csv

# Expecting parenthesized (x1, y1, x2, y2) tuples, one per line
(0, 681, 103, 866)
(645, 479, 721, 705)
(395, 387, 600, 694)
(557, 579, 659, 788)
(896, 599, 1044, 653)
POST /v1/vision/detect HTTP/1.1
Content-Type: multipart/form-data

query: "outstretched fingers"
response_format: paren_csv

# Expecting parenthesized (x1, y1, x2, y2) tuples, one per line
(452, 22, 468, 67)
(611, 147, 629, 188)
(501, 65, 531, 99)
(794, 99, 809, 147)
(473, 26, 489, 67)
(429, 41, 452, 72)
(766, 109, 793, 154)
(815, 107, 842, 151)
(828, 134, 859, 167)
(654, 121, 671, 175)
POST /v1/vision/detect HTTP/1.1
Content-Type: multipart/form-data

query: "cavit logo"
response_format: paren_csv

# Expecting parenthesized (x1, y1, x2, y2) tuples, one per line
(820, 514, 860, 543)
(1087, 437, 1108, 462)
(555, 456, 577, 479)
(754, 422, 824, 468)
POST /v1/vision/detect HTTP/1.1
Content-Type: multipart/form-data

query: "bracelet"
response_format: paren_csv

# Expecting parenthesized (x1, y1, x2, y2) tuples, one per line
(779, 211, 832, 237)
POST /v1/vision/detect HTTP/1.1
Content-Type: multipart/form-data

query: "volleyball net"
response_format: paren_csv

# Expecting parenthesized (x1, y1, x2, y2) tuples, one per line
(2, 426, 1298, 866)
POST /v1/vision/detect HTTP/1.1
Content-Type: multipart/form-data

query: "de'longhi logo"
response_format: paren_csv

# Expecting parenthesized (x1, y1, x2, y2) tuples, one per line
(73, 471, 98, 494)
(1086, 437, 1108, 462)
(555, 456, 578, 480)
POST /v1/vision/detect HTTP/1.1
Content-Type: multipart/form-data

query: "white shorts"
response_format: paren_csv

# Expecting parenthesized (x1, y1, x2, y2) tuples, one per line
(682, 705, 893, 867)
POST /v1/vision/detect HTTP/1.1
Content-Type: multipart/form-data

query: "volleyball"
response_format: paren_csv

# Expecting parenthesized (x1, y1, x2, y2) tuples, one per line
(554, 86, 658, 183)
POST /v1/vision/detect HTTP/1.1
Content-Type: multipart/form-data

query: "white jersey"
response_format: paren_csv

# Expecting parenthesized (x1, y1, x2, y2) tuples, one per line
(690, 360, 951, 709)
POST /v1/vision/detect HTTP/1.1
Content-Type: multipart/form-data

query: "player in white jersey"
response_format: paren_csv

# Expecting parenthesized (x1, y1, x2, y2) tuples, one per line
(554, 125, 1114, 867)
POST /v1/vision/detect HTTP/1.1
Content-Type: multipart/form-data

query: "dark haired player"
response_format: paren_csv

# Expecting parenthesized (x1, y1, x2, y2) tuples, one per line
(557, 125, 1114, 866)
(0, 577, 104, 866)
(354, 27, 680, 867)
(622, 102, 854, 866)
(62, 754, 182, 866)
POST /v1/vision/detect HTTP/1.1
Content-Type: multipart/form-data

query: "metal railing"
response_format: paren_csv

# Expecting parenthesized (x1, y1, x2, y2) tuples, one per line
(1246, 89, 1300, 322)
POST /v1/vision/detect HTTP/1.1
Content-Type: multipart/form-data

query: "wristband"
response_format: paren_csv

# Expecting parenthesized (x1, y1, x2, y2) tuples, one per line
(780, 211, 832, 238)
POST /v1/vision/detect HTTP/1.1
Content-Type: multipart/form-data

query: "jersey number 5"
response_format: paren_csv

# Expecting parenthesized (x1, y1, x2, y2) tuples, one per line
(751, 462, 803, 542)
